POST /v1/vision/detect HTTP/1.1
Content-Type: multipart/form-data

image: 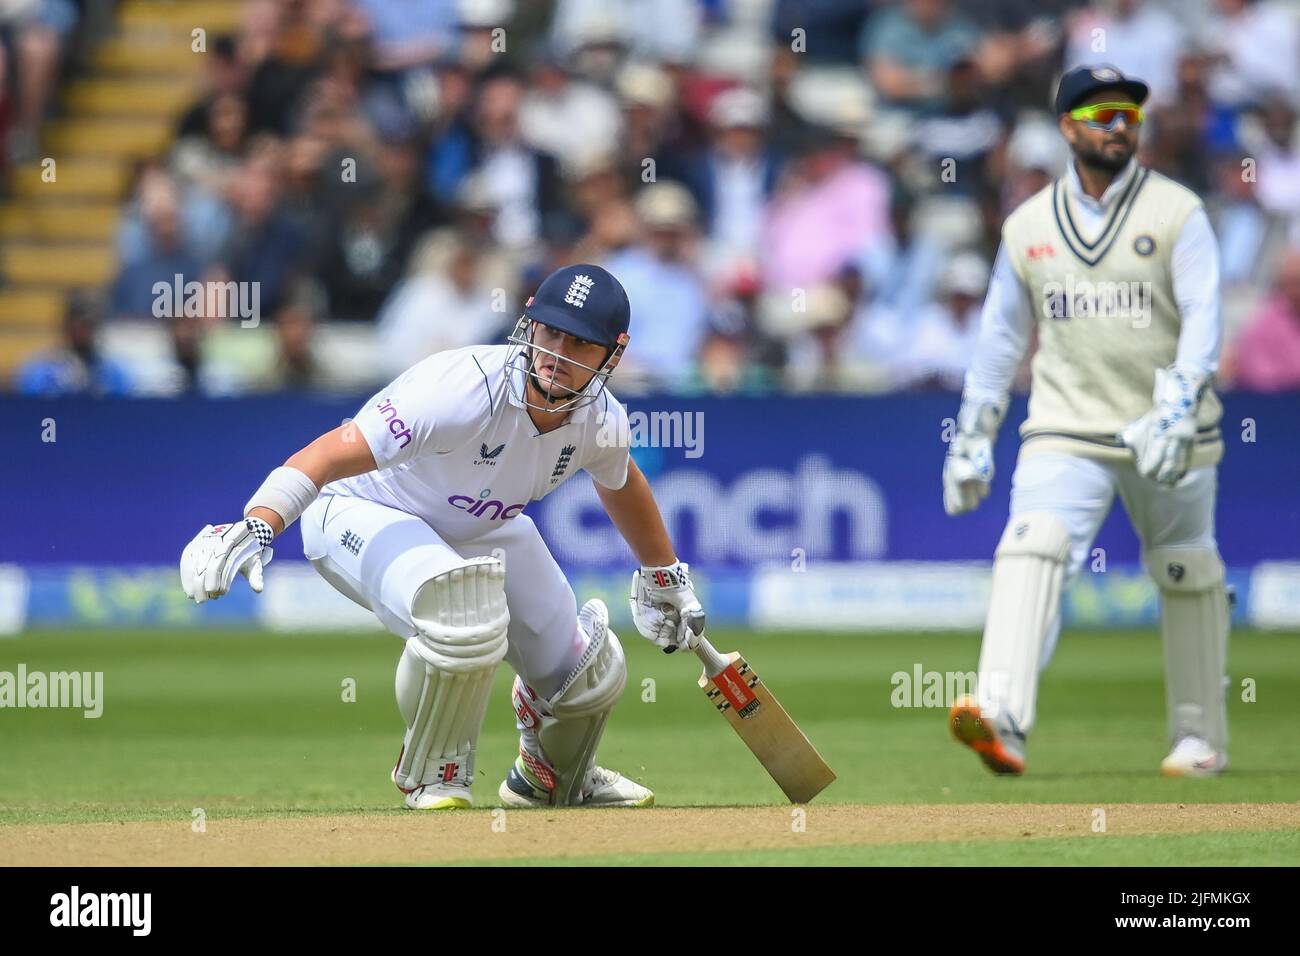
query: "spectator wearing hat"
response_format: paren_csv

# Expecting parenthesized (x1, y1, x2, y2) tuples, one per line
(603, 182, 712, 390)
(670, 87, 783, 276)
(896, 250, 987, 390)
(614, 61, 682, 185)
(458, 0, 518, 74)
(551, 0, 701, 65)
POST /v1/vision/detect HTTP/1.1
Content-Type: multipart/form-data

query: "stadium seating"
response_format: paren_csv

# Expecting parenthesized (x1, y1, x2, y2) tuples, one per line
(0, 0, 240, 378)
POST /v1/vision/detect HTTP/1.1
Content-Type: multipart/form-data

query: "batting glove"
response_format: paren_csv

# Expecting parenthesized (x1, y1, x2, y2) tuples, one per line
(1120, 366, 1207, 487)
(943, 397, 1006, 516)
(629, 562, 705, 654)
(180, 517, 275, 605)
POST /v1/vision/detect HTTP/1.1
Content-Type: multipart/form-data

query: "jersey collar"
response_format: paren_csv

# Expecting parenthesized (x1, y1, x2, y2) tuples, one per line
(1065, 156, 1139, 213)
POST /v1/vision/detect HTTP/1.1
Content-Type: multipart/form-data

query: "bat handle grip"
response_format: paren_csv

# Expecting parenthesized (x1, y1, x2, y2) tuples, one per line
(692, 634, 731, 678)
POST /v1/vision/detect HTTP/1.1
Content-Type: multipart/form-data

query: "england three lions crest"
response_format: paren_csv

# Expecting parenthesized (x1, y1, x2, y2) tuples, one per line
(563, 275, 595, 308)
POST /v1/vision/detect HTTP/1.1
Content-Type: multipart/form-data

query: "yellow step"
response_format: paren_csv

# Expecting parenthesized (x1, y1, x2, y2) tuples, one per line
(94, 37, 203, 75)
(118, 1, 242, 31)
(44, 119, 172, 158)
(65, 78, 197, 117)
(10, 160, 131, 200)
(0, 328, 61, 378)
(1, 243, 116, 286)
(0, 203, 119, 242)
(0, 289, 64, 327)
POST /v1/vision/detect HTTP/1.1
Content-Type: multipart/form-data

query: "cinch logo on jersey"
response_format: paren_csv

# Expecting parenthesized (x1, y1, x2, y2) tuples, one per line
(563, 274, 594, 308)
(447, 490, 526, 520)
(50, 886, 151, 936)
(1042, 277, 1153, 326)
(375, 398, 413, 449)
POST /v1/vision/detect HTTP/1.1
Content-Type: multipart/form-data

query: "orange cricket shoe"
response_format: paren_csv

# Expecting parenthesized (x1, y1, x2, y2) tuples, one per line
(949, 695, 1026, 775)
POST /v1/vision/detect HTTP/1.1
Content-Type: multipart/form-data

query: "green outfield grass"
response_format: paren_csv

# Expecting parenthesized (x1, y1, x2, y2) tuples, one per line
(466, 830, 1300, 867)
(1, 627, 1297, 864)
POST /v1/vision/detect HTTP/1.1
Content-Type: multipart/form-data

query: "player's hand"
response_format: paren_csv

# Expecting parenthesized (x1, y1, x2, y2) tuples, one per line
(180, 517, 275, 605)
(1120, 366, 1207, 487)
(629, 562, 705, 654)
(943, 397, 1006, 516)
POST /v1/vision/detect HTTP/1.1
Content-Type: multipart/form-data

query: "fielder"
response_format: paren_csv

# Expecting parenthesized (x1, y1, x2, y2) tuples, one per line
(944, 66, 1230, 777)
(179, 264, 706, 809)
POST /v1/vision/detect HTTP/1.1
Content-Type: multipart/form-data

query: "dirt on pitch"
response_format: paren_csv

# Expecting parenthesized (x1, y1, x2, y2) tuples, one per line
(4, 803, 1298, 865)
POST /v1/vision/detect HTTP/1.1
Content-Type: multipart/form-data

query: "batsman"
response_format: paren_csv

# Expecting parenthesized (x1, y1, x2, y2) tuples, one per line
(178, 264, 706, 809)
(944, 66, 1230, 777)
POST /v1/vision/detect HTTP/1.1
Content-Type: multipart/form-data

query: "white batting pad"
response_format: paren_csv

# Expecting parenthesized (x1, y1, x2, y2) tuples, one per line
(1145, 545, 1230, 752)
(977, 512, 1072, 735)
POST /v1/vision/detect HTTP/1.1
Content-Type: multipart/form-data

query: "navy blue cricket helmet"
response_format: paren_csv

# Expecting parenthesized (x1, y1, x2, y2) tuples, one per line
(507, 263, 631, 412)
(523, 264, 631, 348)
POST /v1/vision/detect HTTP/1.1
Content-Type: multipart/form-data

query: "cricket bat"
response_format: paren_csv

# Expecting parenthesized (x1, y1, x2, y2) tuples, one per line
(692, 631, 836, 803)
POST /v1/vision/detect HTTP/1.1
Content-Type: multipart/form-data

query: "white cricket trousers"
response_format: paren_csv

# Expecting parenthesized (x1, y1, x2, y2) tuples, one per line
(300, 493, 587, 700)
(1008, 452, 1219, 666)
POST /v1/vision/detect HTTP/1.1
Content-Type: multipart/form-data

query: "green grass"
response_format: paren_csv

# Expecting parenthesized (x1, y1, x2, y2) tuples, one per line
(1, 627, 1298, 857)
(463, 830, 1300, 867)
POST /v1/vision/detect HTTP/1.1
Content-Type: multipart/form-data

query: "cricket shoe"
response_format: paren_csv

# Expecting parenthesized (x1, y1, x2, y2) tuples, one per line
(392, 754, 474, 810)
(498, 755, 654, 808)
(1160, 736, 1228, 777)
(949, 695, 1026, 775)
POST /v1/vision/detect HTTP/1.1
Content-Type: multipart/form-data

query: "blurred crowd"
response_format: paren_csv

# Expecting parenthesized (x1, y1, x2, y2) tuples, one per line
(0, 0, 91, 165)
(14, 0, 1300, 397)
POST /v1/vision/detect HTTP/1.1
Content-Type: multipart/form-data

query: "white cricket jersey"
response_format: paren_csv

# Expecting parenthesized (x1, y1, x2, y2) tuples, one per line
(326, 345, 631, 542)
(965, 159, 1225, 466)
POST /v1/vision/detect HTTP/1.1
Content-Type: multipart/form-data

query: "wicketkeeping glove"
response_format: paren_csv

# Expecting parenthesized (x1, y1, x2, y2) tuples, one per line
(180, 517, 275, 605)
(629, 562, 705, 653)
(943, 397, 1006, 516)
(1120, 366, 1207, 487)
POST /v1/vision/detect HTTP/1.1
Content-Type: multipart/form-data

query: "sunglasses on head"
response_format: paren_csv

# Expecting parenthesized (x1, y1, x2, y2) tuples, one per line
(1068, 101, 1144, 131)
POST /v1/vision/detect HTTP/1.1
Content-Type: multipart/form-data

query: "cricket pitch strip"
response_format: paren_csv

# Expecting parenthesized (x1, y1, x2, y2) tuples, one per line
(4, 803, 1298, 866)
